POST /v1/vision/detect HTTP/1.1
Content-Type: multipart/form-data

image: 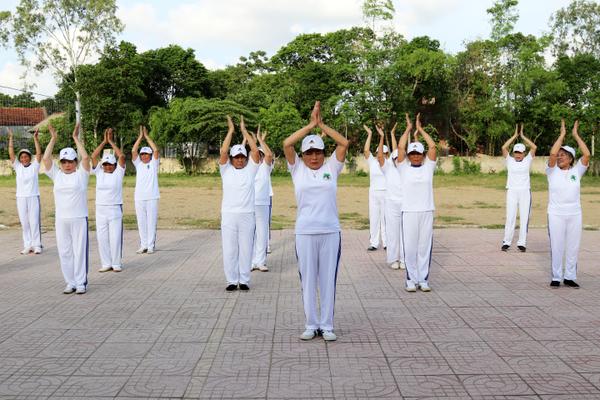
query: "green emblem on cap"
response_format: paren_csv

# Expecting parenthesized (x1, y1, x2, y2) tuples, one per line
(323, 173, 331, 180)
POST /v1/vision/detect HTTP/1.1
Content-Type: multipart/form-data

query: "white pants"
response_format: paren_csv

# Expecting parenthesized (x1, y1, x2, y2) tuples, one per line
(548, 213, 582, 281)
(16, 196, 41, 249)
(402, 211, 433, 285)
(96, 205, 123, 268)
(503, 188, 531, 246)
(135, 199, 158, 249)
(221, 212, 255, 285)
(56, 217, 88, 289)
(296, 233, 341, 331)
(252, 205, 270, 267)
(385, 199, 404, 264)
(369, 190, 386, 248)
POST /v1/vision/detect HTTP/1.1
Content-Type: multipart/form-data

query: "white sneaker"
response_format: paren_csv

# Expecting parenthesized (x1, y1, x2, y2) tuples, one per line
(20, 247, 32, 255)
(63, 285, 75, 294)
(322, 330, 337, 341)
(258, 265, 269, 272)
(399, 261, 406, 270)
(147, 247, 155, 254)
(98, 266, 112, 273)
(419, 282, 432, 292)
(33, 247, 42, 254)
(300, 329, 316, 340)
(251, 265, 260, 271)
(75, 286, 86, 294)
(405, 281, 417, 292)
(389, 261, 400, 270)
(112, 266, 122, 272)
(136, 247, 147, 254)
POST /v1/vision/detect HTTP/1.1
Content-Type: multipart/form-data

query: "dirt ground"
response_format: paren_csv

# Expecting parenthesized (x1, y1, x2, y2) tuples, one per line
(1, 174, 600, 231)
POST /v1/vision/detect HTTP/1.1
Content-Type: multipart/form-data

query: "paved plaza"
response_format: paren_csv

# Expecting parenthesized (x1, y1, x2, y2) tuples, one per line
(0, 228, 599, 399)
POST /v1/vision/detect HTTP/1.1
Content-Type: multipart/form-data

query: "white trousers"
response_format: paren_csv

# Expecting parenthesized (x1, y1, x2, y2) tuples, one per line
(385, 199, 404, 264)
(503, 188, 531, 246)
(548, 213, 582, 281)
(402, 211, 433, 284)
(16, 196, 41, 249)
(252, 205, 270, 267)
(96, 205, 123, 268)
(369, 190, 386, 248)
(296, 233, 341, 331)
(135, 199, 158, 249)
(221, 212, 255, 285)
(56, 217, 88, 289)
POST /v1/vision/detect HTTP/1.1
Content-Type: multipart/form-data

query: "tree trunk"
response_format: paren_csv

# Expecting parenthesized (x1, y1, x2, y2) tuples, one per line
(75, 91, 82, 140)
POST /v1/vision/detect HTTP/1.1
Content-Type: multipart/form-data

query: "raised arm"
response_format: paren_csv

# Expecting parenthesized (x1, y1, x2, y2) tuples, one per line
(318, 109, 348, 163)
(91, 129, 108, 168)
(283, 101, 319, 165)
(132, 126, 144, 162)
(33, 129, 42, 163)
(7, 128, 15, 163)
(257, 128, 273, 165)
(572, 120, 591, 167)
(143, 126, 159, 159)
(42, 123, 57, 171)
(548, 119, 567, 168)
(390, 122, 399, 152)
(502, 125, 519, 158)
(375, 125, 386, 167)
(363, 125, 373, 159)
(396, 113, 412, 164)
(107, 129, 126, 168)
(240, 116, 259, 164)
(220, 116, 235, 165)
(72, 123, 90, 171)
(519, 124, 537, 157)
(416, 113, 436, 161)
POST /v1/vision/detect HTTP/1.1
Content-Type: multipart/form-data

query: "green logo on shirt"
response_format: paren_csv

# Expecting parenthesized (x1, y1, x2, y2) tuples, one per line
(570, 175, 576, 182)
(323, 173, 331, 180)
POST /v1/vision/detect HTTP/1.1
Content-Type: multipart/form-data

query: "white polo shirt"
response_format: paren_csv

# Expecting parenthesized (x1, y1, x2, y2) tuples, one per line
(397, 157, 436, 212)
(368, 154, 386, 191)
(92, 164, 125, 205)
(289, 154, 344, 234)
(546, 159, 588, 215)
(380, 158, 403, 202)
(255, 161, 274, 206)
(45, 164, 89, 219)
(220, 158, 260, 213)
(134, 157, 160, 201)
(13, 159, 40, 198)
(506, 153, 533, 190)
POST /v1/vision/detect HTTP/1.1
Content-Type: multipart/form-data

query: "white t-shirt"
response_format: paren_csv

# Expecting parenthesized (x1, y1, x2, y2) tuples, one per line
(45, 164, 89, 219)
(546, 159, 588, 215)
(368, 154, 386, 191)
(92, 164, 125, 205)
(220, 158, 260, 213)
(13, 159, 40, 197)
(397, 158, 436, 212)
(255, 161, 274, 206)
(134, 157, 160, 201)
(289, 154, 344, 234)
(381, 158, 403, 202)
(506, 153, 533, 189)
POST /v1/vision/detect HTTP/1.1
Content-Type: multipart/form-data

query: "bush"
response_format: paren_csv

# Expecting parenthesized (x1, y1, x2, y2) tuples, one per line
(452, 156, 481, 175)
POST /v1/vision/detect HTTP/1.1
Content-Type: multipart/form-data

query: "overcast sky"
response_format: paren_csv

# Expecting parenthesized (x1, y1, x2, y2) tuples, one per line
(0, 0, 571, 98)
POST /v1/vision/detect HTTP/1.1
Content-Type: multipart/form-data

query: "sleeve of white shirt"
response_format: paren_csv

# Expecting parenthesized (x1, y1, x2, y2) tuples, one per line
(133, 157, 141, 167)
(545, 162, 556, 176)
(575, 159, 588, 177)
(117, 164, 126, 176)
(327, 154, 345, 179)
(12, 160, 20, 170)
(90, 166, 99, 176)
(32, 159, 40, 172)
(78, 165, 90, 176)
(45, 163, 59, 180)
(247, 157, 260, 176)
(287, 154, 301, 175)
(425, 157, 437, 174)
(219, 160, 230, 176)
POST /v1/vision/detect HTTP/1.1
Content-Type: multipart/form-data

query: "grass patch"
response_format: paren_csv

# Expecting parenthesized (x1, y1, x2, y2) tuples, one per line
(584, 226, 599, 231)
(271, 215, 294, 230)
(175, 218, 220, 229)
(482, 224, 505, 229)
(436, 215, 465, 223)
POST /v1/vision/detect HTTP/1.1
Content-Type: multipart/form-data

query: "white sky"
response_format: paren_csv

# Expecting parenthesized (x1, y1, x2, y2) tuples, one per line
(0, 0, 571, 98)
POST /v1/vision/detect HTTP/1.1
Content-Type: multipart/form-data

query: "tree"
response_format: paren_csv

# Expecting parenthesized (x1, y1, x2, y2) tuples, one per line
(362, 0, 395, 32)
(549, 0, 600, 58)
(487, 0, 519, 41)
(0, 0, 124, 136)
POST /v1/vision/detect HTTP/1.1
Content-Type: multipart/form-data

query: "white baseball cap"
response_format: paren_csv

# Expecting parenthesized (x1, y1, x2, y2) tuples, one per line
(379, 145, 389, 154)
(560, 145, 576, 159)
(513, 143, 526, 153)
(407, 142, 425, 154)
(140, 146, 153, 155)
(301, 135, 325, 153)
(391, 149, 399, 160)
(59, 147, 77, 161)
(229, 144, 248, 157)
(101, 154, 117, 165)
(18, 149, 32, 157)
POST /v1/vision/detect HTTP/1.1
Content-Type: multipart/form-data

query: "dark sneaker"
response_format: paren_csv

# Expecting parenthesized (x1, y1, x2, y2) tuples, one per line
(239, 284, 250, 291)
(550, 281, 560, 288)
(563, 279, 580, 288)
(501, 245, 510, 251)
(517, 245, 526, 252)
(226, 284, 238, 291)
(367, 246, 377, 251)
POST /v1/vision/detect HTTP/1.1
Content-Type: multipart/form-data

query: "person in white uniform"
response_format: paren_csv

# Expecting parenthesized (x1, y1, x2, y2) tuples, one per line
(547, 119, 590, 289)
(363, 125, 388, 251)
(283, 101, 348, 342)
(251, 129, 274, 272)
(43, 123, 90, 294)
(376, 117, 409, 271)
(395, 113, 436, 293)
(501, 123, 537, 252)
(90, 129, 126, 272)
(220, 115, 260, 291)
(132, 125, 160, 254)
(8, 128, 42, 254)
